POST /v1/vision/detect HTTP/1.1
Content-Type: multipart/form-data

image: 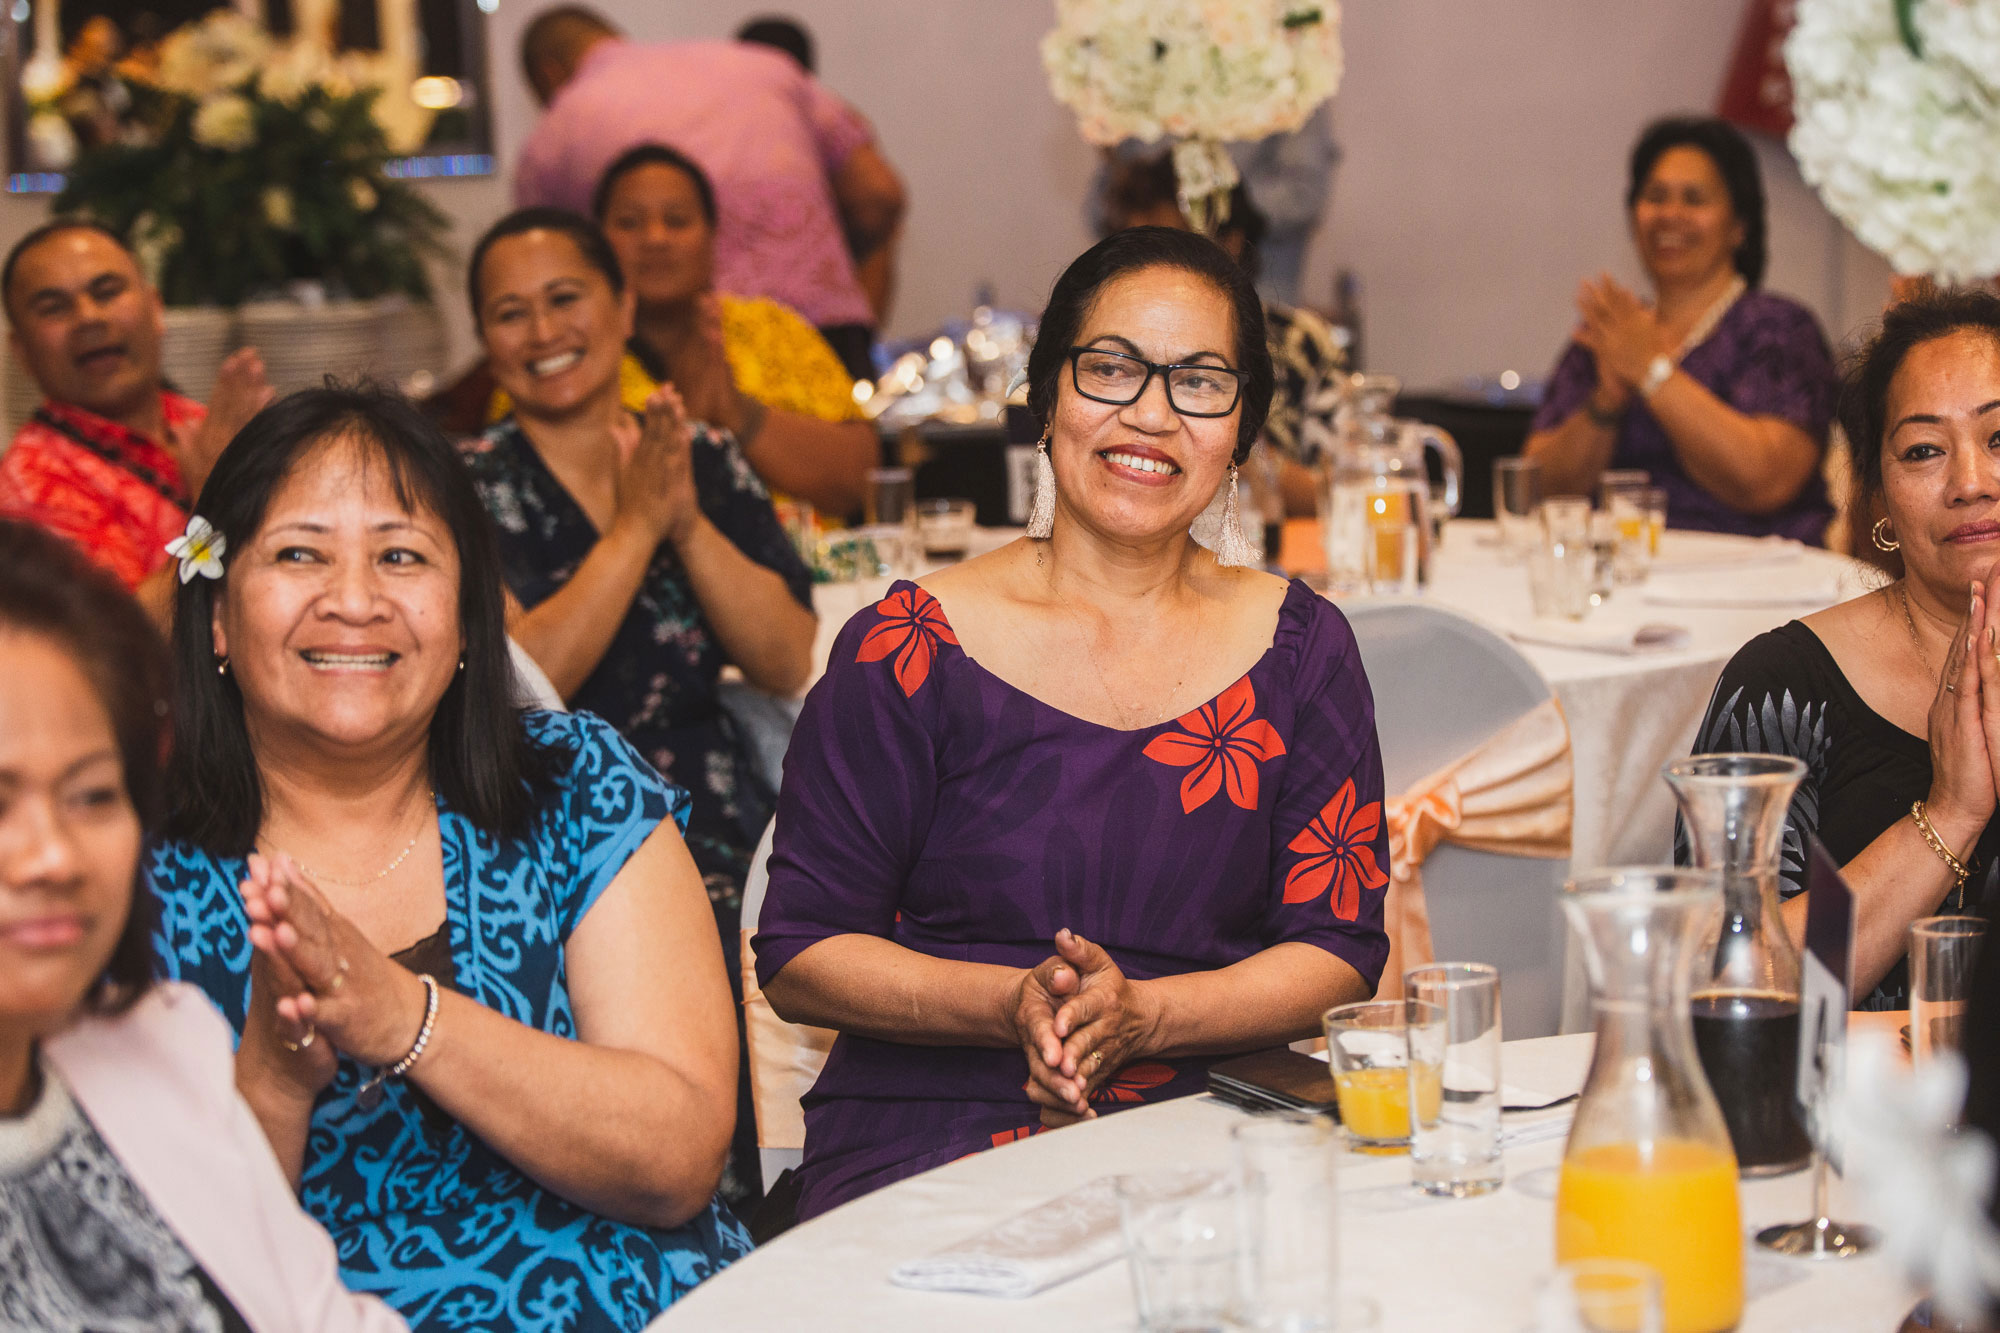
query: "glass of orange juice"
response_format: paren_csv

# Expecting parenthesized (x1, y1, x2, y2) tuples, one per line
(1323, 999, 1443, 1154)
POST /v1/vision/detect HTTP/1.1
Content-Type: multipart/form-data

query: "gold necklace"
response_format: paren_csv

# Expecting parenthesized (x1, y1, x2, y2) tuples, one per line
(1896, 583, 1940, 677)
(263, 789, 436, 889)
(1056, 577, 1206, 730)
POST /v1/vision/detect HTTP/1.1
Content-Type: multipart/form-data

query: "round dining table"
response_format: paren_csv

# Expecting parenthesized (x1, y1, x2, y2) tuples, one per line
(653, 1032, 1917, 1330)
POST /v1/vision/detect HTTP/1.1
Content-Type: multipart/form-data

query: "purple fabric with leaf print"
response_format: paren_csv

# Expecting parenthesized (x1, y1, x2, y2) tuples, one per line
(1530, 289, 1838, 542)
(753, 579, 1389, 1220)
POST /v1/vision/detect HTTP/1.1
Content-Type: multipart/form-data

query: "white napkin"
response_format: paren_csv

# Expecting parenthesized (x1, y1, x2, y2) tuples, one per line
(1508, 620, 1691, 655)
(1500, 1109, 1576, 1149)
(1641, 571, 1844, 609)
(888, 1175, 1136, 1298)
(1649, 534, 1804, 573)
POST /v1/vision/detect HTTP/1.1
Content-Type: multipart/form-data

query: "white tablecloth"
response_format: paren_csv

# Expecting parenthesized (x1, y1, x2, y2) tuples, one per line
(654, 1033, 1916, 1330)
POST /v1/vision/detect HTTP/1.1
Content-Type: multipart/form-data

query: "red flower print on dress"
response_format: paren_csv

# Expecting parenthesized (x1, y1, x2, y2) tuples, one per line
(1283, 778, 1388, 920)
(1091, 1062, 1175, 1105)
(990, 1124, 1043, 1148)
(856, 586, 959, 696)
(1142, 677, 1287, 812)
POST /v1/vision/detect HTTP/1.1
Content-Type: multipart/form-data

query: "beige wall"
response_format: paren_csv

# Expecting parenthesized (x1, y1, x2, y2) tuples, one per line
(0, 0, 1893, 402)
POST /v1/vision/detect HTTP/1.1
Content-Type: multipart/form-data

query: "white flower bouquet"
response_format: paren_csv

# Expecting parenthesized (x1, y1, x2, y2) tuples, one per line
(53, 9, 445, 308)
(1787, 0, 2000, 281)
(1041, 0, 1341, 230)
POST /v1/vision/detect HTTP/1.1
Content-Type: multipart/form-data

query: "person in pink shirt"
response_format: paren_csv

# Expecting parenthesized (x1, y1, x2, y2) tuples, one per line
(514, 7, 905, 380)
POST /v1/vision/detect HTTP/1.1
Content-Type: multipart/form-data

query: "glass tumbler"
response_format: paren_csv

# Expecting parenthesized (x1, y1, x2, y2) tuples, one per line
(1494, 457, 1545, 561)
(1404, 963, 1503, 1197)
(1116, 1171, 1242, 1333)
(1233, 1113, 1339, 1331)
(1536, 1259, 1665, 1333)
(1324, 999, 1442, 1154)
(1911, 916, 1987, 1064)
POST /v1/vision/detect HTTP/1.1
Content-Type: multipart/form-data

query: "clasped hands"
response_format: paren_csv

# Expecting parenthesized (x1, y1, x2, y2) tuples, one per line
(1572, 273, 1668, 415)
(610, 384, 703, 549)
(239, 853, 431, 1099)
(1923, 573, 2000, 850)
(1011, 928, 1161, 1130)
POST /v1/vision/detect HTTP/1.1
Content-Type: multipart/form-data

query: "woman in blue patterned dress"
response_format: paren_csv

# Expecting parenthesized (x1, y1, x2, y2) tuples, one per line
(146, 385, 750, 1331)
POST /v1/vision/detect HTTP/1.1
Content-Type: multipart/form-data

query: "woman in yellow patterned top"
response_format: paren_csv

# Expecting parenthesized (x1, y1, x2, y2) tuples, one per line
(596, 144, 878, 519)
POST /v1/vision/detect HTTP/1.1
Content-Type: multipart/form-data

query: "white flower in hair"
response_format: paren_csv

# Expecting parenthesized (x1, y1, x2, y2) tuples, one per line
(165, 515, 226, 584)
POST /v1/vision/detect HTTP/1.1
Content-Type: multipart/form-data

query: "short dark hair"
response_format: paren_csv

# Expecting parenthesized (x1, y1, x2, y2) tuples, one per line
(592, 143, 718, 228)
(467, 206, 624, 329)
(1099, 150, 1269, 282)
(1626, 116, 1768, 288)
(519, 5, 618, 99)
(1026, 227, 1273, 464)
(0, 520, 167, 1015)
(1839, 287, 2000, 521)
(161, 383, 563, 854)
(1, 218, 135, 325)
(737, 16, 814, 72)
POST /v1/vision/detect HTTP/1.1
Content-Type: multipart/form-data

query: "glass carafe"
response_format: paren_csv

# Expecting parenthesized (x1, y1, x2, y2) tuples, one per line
(1317, 374, 1463, 594)
(1664, 754, 1812, 1177)
(1558, 869, 1742, 1333)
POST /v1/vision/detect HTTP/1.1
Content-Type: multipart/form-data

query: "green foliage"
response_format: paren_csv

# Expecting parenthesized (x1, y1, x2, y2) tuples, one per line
(54, 77, 448, 308)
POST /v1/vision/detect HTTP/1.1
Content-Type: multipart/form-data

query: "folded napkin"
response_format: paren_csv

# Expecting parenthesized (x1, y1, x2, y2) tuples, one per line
(1508, 620, 1691, 655)
(1649, 534, 1804, 573)
(888, 1175, 1143, 1298)
(1641, 571, 1844, 609)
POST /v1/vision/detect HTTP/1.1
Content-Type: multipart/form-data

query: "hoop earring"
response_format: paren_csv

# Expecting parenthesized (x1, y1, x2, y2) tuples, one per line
(1189, 464, 1260, 568)
(1872, 517, 1899, 553)
(1025, 428, 1055, 540)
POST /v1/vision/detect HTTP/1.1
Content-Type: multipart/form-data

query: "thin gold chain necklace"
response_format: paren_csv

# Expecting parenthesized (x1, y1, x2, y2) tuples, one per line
(1054, 574, 1207, 730)
(262, 788, 436, 889)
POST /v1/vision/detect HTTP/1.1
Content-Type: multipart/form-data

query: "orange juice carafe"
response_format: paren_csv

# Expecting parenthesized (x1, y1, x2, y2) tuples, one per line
(1314, 373, 1461, 595)
(1557, 869, 1743, 1333)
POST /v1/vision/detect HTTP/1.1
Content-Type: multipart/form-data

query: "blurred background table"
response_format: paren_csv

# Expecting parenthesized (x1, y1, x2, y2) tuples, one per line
(654, 1033, 1916, 1331)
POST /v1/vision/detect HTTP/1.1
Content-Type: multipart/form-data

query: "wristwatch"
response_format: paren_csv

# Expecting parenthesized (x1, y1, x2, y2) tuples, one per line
(1639, 353, 1674, 400)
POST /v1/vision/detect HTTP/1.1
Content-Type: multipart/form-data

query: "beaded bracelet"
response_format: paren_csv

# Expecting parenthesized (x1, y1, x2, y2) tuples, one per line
(358, 973, 438, 1109)
(1911, 800, 1971, 909)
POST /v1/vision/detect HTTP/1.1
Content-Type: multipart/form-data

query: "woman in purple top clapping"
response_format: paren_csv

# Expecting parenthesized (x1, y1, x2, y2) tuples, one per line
(754, 228, 1390, 1221)
(1524, 116, 1839, 542)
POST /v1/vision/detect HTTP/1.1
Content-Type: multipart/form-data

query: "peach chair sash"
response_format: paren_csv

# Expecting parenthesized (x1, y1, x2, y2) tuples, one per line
(1379, 697, 1573, 998)
(740, 929, 837, 1154)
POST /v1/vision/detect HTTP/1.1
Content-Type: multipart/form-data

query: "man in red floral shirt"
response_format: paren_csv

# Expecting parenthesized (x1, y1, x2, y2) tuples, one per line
(0, 220, 271, 611)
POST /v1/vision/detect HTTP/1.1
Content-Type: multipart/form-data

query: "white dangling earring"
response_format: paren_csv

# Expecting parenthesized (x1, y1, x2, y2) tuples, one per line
(1026, 430, 1056, 540)
(1189, 464, 1259, 568)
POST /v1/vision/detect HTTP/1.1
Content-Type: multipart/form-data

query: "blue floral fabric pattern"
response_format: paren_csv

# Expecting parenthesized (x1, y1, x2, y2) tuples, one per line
(147, 710, 751, 1332)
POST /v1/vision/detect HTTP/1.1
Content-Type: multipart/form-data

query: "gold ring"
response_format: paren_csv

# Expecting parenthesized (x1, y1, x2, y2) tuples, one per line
(281, 1025, 316, 1053)
(326, 959, 349, 994)
(1088, 1049, 1103, 1071)
(1947, 682, 1960, 693)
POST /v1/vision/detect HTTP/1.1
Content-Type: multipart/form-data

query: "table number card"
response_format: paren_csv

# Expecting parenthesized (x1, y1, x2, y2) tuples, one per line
(1799, 838, 1856, 1167)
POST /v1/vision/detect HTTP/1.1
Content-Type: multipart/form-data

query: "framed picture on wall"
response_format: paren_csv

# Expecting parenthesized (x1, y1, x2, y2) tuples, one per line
(3, 0, 495, 192)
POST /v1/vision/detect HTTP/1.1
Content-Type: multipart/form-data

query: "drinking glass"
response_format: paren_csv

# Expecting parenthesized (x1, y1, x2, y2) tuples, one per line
(1911, 916, 1987, 1063)
(1597, 469, 1650, 512)
(1404, 963, 1503, 1197)
(1528, 535, 1594, 620)
(1233, 1114, 1339, 1331)
(1640, 487, 1669, 558)
(1324, 999, 1442, 1154)
(864, 466, 919, 577)
(1494, 457, 1545, 560)
(916, 497, 977, 559)
(1536, 1259, 1665, 1333)
(1539, 496, 1592, 546)
(1116, 1171, 1241, 1333)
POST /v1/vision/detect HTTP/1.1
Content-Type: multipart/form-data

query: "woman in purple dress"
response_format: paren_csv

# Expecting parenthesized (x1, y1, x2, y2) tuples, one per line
(1524, 116, 1838, 542)
(754, 228, 1389, 1220)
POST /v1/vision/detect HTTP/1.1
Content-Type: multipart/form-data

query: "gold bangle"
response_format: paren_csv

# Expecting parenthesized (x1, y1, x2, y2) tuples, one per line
(1911, 800, 1971, 889)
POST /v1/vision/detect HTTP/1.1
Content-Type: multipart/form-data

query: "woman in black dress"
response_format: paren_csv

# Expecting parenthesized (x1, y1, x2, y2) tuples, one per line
(1689, 289, 2000, 1009)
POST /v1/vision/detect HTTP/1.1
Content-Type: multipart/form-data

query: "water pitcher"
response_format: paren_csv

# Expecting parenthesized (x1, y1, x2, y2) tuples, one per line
(1664, 754, 1812, 1177)
(1557, 869, 1742, 1333)
(1315, 374, 1462, 594)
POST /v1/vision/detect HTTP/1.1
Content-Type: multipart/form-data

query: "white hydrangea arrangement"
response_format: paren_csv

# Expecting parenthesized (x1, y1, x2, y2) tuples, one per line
(1041, 0, 1341, 231)
(1786, 0, 2000, 281)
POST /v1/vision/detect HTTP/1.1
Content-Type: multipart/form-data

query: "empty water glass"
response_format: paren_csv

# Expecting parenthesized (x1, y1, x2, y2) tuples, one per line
(1911, 916, 1987, 1064)
(1234, 1114, 1339, 1331)
(1404, 963, 1503, 1197)
(1494, 457, 1545, 560)
(1536, 1259, 1664, 1332)
(1538, 496, 1592, 546)
(1528, 535, 1594, 620)
(1117, 1171, 1241, 1333)
(1597, 469, 1650, 512)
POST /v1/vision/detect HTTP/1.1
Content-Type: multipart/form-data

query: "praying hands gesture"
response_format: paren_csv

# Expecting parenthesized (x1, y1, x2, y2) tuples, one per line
(1572, 274, 1667, 411)
(1929, 578, 2000, 842)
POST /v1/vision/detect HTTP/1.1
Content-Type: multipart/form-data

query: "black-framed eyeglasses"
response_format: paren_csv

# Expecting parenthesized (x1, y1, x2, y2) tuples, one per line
(1065, 347, 1246, 418)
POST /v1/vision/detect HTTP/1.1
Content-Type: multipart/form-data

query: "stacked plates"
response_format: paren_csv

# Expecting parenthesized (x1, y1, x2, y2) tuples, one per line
(237, 299, 385, 396)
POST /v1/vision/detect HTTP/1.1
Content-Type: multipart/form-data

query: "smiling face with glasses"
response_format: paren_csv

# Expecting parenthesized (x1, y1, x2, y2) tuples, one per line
(1049, 266, 1244, 542)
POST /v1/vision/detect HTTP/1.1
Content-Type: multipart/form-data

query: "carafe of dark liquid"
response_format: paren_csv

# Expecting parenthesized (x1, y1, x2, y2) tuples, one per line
(1665, 754, 1813, 1177)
